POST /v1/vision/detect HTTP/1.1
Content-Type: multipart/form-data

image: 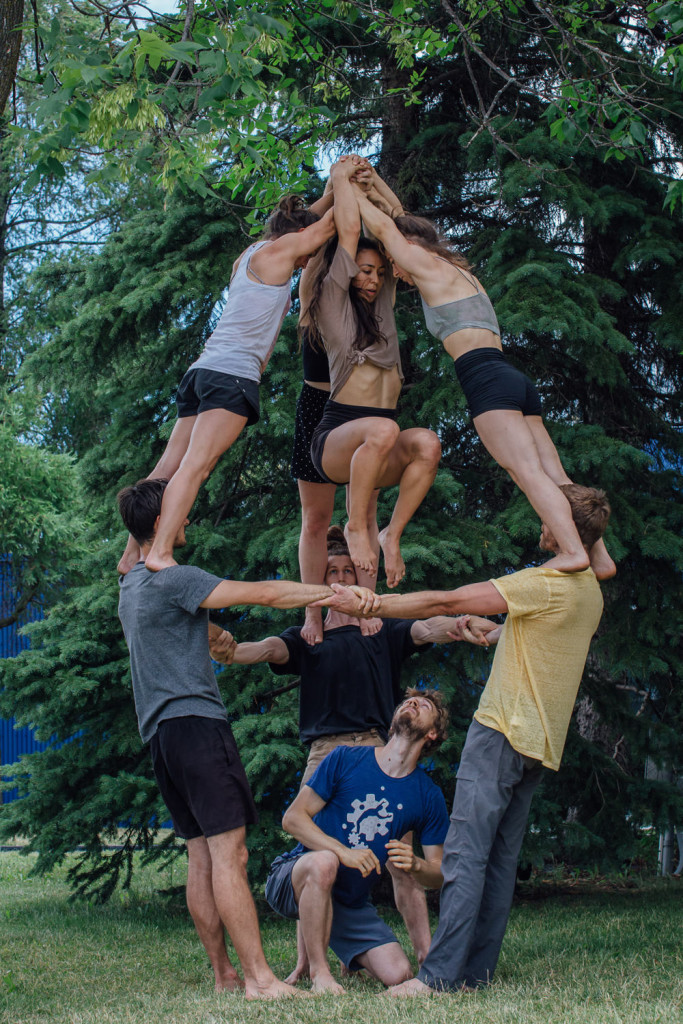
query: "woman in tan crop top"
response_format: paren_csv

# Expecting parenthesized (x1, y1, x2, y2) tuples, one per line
(301, 158, 442, 588)
(353, 195, 615, 579)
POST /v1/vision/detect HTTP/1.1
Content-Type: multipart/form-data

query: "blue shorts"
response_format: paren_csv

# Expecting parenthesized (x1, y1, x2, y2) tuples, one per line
(265, 852, 398, 970)
(176, 368, 260, 425)
(454, 347, 542, 418)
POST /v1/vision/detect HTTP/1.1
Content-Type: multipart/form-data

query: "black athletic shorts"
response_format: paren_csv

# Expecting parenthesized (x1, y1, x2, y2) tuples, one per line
(453, 347, 543, 418)
(176, 368, 260, 425)
(310, 399, 398, 485)
(291, 381, 331, 484)
(149, 716, 258, 839)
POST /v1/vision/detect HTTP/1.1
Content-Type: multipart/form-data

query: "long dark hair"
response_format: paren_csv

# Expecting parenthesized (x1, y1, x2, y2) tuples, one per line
(263, 194, 319, 239)
(302, 236, 388, 353)
(393, 213, 471, 271)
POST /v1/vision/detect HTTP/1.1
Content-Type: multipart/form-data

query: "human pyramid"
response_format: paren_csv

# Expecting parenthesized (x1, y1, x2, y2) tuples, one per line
(116, 155, 615, 999)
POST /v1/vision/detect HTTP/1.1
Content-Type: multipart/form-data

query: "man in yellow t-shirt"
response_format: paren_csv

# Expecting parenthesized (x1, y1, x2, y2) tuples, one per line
(317, 484, 611, 996)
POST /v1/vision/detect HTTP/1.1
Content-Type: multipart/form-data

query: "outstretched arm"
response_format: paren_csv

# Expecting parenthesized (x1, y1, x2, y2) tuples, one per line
(209, 627, 290, 666)
(315, 580, 508, 618)
(201, 579, 333, 611)
(355, 165, 404, 217)
(410, 614, 501, 646)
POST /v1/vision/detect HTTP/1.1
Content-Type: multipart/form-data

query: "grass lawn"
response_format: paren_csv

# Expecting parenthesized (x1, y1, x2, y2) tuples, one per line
(0, 851, 681, 1024)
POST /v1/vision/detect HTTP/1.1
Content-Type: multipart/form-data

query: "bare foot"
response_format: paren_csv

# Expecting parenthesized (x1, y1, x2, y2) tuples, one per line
(245, 979, 310, 1000)
(360, 616, 382, 637)
(589, 540, 617, 580)
(387, 977, 434, 998)
(301, 608, 324, 646)
(117, 538, 142, 576)
(378, 527, 405, 588)
(543, 550, 590, 574)
(311, 973, 345, 995)
(215, 972, 244, 993)
(345, 525, 377, 578)
(284, 963, 310, 985)
(144, 550, 178, 573)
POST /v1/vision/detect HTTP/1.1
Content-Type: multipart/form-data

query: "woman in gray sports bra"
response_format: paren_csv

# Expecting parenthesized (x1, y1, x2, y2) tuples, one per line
(352, 197, 615, 580)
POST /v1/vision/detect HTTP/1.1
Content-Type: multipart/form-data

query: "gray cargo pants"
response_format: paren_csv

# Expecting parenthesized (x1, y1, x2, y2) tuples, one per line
(418, 719, 543, 991)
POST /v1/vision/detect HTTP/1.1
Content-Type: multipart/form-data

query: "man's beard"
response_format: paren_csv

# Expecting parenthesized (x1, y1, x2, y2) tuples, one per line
(389, 709, 429, 743)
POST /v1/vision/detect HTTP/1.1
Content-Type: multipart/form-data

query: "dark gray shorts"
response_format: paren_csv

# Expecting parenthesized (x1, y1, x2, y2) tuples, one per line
(265, 852, 398, 969)
(150, 716, 258, 840)
(176, 368, 260, 425)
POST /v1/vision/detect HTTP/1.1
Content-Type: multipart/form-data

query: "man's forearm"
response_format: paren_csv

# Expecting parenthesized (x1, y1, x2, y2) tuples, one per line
(282, 807, 350, 859)
(409, 856, 443, 890)
(232, 638, 286, 665)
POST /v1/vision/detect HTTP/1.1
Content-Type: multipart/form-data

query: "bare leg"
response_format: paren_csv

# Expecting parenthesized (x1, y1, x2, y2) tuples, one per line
(526, 417, 616, 579)
(291, 851, 345, 994)
(473, 410, 589, 573)
(284, 923, 310, 985)
(375, 428, 442, 587)
(146, 408, 248, 572)
(321, 417, 401, 578)
(355, 941, 412, 987)
(117, 417, 196, 575)
(298, 480, 337, 646)
(206, 828, 303, 1000)
(186, 836, 244, 992)
(346, 488, 382, 637)
(387, 832, 431, 965)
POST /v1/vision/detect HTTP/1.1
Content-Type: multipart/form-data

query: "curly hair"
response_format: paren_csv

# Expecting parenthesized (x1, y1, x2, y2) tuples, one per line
(326, 524, 350, 557)
(389, 686, 449, 754)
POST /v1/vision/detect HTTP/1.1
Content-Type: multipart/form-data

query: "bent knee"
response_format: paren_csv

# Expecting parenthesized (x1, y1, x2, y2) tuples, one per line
(365, 420, 400, 452)
(417, 430, 442, 465)
(303, 850, 340, 889)
(379, 959, 413, 987)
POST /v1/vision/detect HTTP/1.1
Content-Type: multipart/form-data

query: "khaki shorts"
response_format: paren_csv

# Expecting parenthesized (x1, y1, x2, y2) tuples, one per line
(300, 729, 385, 788)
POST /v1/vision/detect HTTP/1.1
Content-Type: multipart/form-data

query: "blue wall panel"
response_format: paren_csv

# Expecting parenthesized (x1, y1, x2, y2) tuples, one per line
(0, 556, 47, 803)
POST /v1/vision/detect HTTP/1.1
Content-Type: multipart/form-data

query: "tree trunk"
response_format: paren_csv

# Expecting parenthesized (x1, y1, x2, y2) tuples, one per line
(0, 0, 23, 116)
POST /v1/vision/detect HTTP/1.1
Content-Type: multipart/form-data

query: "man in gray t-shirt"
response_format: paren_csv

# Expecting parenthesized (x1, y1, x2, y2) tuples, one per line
(117, 478, 339, 1000)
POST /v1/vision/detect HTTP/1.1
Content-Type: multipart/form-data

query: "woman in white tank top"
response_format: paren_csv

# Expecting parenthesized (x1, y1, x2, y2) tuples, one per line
(118, 195, 335, 576)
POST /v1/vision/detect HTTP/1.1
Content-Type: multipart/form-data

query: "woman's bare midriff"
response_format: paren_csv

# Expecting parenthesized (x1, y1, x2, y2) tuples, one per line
(442, 327, 503, 362)
(334, 361, 402, 408)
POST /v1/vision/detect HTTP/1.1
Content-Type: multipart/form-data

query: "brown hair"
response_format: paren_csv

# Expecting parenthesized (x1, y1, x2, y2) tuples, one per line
(262, 194, 320, 239)
(393, 213, 471, 271)
(390, 687, 449, 754)
(326, 525, 350, 557)
(117, 478, 168, 545)
(559, 484, 611, 549)
(302, 236, 388, 353)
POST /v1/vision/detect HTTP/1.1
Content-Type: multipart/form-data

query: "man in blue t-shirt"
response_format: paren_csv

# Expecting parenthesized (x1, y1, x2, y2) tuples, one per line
(264, 689, 450, 993)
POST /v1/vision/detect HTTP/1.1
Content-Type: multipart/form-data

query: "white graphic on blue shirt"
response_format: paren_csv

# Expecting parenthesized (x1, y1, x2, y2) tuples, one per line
(345, 793, 394, 847)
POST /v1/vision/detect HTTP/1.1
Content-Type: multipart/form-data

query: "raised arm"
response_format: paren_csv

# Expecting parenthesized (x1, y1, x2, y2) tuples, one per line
(329, 158, 363, 257)
(308, 174, 335, 217)
(250, 207, 336, 284)
(355, 165, 404, 218)
(282, 786, 382, 878)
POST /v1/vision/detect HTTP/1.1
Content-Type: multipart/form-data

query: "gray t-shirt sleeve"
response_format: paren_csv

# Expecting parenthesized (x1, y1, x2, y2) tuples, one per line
(159, 565, 225, 614)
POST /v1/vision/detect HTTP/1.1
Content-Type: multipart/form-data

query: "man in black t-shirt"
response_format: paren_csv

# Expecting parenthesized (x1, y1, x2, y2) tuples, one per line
(210, 530, 482, 974)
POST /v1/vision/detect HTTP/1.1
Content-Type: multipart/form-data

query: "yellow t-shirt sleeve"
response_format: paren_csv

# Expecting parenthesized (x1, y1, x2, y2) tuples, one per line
(490, 567, 551, 619)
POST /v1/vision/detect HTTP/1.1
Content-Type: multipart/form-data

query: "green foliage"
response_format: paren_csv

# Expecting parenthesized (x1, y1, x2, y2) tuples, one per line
(1, 0, 682, 900)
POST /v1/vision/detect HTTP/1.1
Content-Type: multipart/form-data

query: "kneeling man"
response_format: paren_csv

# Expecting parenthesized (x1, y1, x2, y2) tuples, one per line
(265, 690, 450, 992)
